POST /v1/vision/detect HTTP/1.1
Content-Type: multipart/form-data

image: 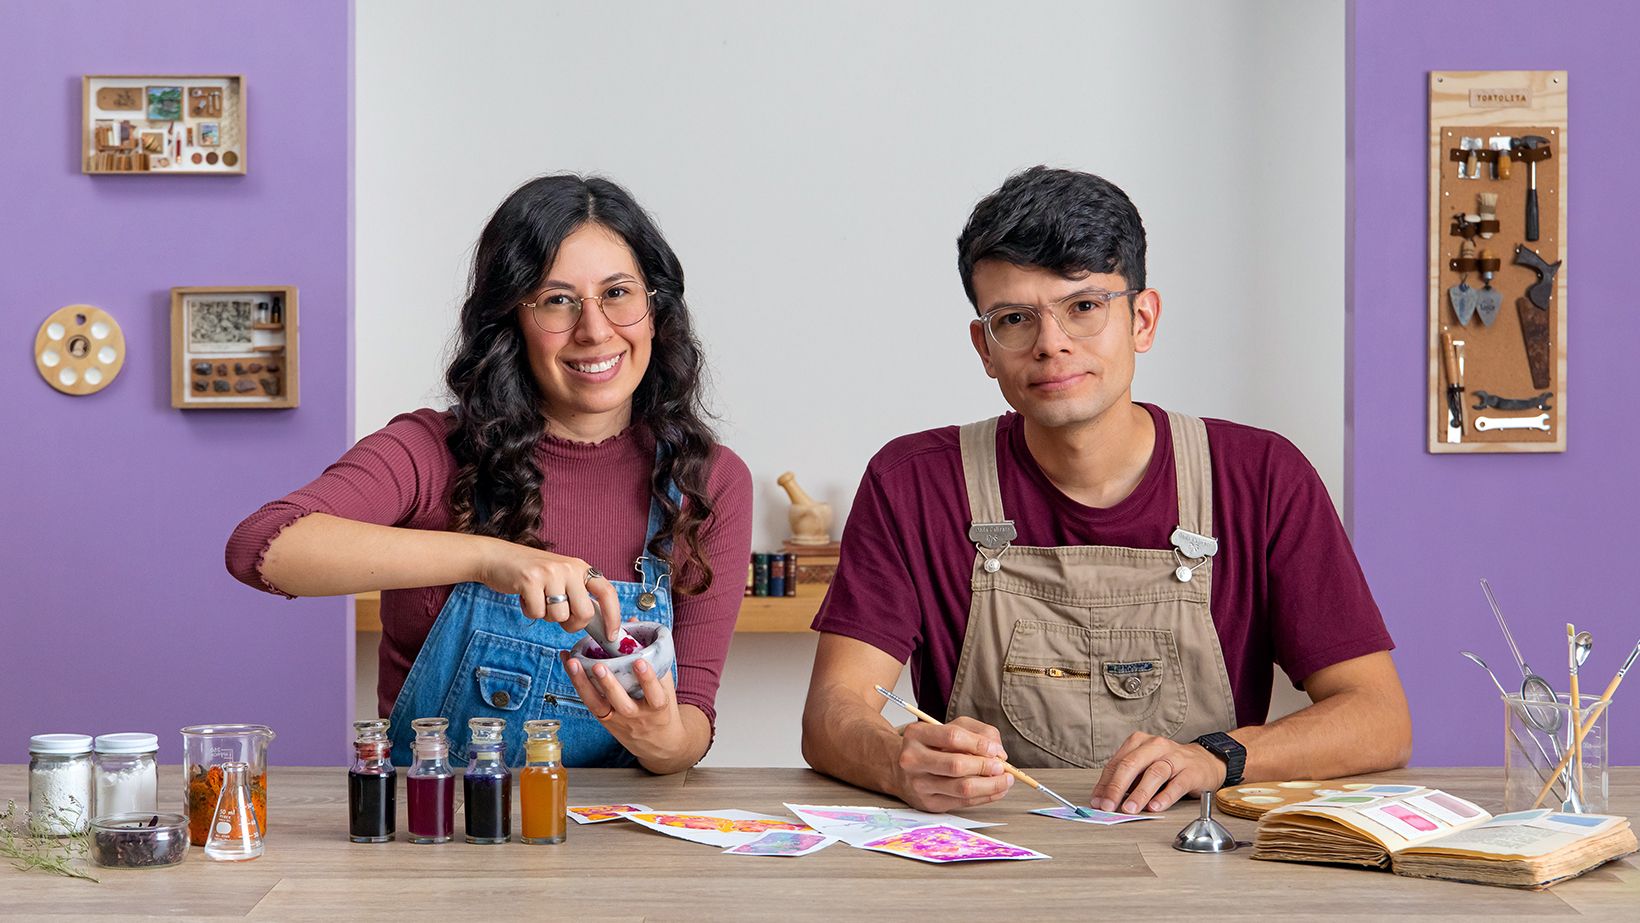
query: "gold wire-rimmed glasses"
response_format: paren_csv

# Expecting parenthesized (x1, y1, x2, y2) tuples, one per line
(519, 281, 656, 333)
(975, 288, 1139, 350)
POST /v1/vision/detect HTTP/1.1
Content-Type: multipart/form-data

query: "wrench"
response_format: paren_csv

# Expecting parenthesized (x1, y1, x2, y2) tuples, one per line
(1472, 390, 1553, 412)
(1475, 413, 1550, 432)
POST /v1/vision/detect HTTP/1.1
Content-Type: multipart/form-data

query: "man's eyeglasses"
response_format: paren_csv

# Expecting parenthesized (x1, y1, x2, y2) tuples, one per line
(974, 289, 1139, 351)
(520, 282, 656, 334)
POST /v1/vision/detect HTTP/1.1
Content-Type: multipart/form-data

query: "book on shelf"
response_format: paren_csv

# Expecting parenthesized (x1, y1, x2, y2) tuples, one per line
(1253, 785, 1636, 890)
(752, 553, 769, 596)
(768, 553, 786, 597)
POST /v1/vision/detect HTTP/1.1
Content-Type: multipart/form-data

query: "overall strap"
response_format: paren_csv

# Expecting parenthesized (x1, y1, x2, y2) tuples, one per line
(638, 444, 685, 586)
(958, 417, 1016, 550)
(1166, 411, 1214, 539)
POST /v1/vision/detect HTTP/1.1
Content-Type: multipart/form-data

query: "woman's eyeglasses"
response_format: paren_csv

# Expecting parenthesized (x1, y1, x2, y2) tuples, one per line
(520, 283, 656, 334)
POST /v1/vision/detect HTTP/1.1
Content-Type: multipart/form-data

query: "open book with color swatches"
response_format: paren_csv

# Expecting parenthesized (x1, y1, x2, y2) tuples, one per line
(1253, 785, 1636, 890)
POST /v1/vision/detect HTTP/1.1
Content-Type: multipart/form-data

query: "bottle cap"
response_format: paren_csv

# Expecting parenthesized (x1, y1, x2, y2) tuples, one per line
(30, 733, 93, 755)
(93, 733, 159, 754)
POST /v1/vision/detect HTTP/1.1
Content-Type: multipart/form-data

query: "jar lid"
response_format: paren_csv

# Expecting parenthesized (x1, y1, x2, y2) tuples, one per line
(30, 733, 93, 754)
(94, 733, 159, 754)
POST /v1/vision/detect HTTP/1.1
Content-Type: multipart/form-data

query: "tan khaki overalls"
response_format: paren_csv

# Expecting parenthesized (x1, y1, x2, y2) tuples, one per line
(945, 412, 1237, 769)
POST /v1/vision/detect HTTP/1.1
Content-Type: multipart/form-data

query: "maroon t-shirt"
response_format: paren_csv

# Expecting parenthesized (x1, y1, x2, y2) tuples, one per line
(225, 409, 753, 729)
(812, 404, 1393, 728)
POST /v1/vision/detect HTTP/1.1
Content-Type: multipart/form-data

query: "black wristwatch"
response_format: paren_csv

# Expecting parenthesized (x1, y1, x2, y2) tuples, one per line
(1193, 732, 1246, 788)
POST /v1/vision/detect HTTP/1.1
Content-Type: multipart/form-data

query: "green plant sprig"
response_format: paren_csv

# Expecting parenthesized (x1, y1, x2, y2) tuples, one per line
(0, 799, 98, 882)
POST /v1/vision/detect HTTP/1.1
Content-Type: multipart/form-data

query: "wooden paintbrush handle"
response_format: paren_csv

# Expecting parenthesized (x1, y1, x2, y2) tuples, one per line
(881, 686, 1042, 790)
(1530, 699, 1610, 809)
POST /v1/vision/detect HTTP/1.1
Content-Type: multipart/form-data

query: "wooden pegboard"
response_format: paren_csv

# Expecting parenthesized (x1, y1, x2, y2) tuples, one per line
(1428, 71, 1567, 453)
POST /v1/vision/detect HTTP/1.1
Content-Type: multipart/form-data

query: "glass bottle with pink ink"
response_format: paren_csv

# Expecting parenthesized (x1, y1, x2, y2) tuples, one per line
(406, 717, 453, 844)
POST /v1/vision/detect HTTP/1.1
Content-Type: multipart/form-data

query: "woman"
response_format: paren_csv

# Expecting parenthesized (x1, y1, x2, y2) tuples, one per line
(226, 175, 752, 772)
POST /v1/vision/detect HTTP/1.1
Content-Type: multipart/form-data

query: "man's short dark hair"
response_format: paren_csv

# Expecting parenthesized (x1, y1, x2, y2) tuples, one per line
(957, 166, 1147, 309)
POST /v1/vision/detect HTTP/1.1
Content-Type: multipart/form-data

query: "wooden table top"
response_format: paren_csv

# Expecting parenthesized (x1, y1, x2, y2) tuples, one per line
(1, 765, 1634, 920)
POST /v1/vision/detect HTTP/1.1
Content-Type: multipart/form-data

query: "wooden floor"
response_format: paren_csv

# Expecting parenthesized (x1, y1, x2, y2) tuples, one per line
(0, 765, 1634, 920)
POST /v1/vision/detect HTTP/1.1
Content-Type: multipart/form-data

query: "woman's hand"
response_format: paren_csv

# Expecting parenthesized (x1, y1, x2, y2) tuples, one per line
(559, 651, 695, 772)
(475, 538, 620, 637)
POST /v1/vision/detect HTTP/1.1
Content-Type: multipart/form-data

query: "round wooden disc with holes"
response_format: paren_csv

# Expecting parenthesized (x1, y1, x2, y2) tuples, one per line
(1213, 779, 1390, 820)
(35, 304, 126, 396)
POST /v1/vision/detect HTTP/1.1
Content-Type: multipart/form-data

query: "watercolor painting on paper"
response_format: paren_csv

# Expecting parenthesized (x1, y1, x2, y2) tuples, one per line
(784, 803, 999, 845)
(622, 810, 816, 849)
(1031, 807, 1156, 825)
(567, 803, 651, 824)
(858, 824, 1049, 863)
(723, 831, 836, 857)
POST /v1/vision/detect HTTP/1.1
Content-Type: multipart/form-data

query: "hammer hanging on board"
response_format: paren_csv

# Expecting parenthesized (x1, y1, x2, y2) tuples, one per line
(1515, 135, 1550, 242)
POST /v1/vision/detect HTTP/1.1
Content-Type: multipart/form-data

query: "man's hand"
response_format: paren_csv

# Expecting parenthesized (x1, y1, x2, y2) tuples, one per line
(1089, 731, 1229, 814)
(894, 717, 1015, 813)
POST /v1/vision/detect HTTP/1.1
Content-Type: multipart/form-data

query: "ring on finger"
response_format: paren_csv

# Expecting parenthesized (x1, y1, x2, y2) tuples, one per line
(584, 567, 603, 585)
(544, 594, 569, 605)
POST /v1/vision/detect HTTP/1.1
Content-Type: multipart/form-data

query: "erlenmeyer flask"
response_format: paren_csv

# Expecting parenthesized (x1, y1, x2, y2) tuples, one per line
(204, 761, 263, 861)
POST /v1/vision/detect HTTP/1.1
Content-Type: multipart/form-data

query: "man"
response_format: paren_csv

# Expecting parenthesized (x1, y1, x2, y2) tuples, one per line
(801, 167, 1410, 816)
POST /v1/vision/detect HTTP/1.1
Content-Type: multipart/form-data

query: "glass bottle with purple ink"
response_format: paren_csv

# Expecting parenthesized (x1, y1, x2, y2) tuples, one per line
(463, 717, 511, 844)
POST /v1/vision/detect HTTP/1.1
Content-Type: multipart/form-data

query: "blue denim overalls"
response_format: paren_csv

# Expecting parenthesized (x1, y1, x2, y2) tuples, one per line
(387, 486, 678, 769)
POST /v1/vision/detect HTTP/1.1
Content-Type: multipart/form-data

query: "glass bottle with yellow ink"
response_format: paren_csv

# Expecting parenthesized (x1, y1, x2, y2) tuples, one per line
(519, 719, 567, 844)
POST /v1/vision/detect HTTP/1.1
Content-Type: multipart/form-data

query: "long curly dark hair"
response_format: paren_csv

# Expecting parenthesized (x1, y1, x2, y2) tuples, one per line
(443, 174, 719, 594)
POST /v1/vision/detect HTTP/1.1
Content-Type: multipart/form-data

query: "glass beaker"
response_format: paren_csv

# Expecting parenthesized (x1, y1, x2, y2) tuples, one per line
(1503, 693, 1608, 814)
(181, 724, 274, 846)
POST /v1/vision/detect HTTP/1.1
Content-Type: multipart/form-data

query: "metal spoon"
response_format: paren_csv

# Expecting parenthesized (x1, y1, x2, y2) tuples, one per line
(1460, 651, 1582, 811)
(1480, 578, 1562, 732)
(1573, 630, 1594, 673)
(1569, 629, 1594, 797)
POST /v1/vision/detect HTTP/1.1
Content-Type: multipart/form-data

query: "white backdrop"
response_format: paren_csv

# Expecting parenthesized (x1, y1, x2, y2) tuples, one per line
(357, 0, 1343, 766)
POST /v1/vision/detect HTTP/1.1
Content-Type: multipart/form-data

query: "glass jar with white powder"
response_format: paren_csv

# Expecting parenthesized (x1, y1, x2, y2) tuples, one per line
(94, 733, 160, 816)
(28, 734, 94, 835)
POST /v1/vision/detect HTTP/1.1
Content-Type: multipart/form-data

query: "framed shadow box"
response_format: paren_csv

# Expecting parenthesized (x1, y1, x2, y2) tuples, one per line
(83, 75, 246, 175)
(171, 286, 297, 409)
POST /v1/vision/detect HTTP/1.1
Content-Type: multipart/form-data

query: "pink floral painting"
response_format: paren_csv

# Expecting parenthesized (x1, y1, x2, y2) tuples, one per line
(860, 824, 1049, 863)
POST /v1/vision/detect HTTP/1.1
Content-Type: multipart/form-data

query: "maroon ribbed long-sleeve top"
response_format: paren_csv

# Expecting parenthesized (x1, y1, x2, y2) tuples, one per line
(225, 408, 753, 730)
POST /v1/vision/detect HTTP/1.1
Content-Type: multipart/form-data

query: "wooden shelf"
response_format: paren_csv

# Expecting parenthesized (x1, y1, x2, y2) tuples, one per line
(353, 589, 820, 634)
(355, 592, 382, 632)
(734, 592, 822, 632)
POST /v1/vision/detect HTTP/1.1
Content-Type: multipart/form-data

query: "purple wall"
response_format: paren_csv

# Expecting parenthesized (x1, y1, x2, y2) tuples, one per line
(1350, 0, 1638, 765)
(0, 0, 353, 765)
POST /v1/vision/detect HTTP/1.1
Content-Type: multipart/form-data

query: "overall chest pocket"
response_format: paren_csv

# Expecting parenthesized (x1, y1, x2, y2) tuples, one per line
(439, 630, 556, 766)
(999, 622, 1189, 768)
(1094, 628, 1188, 754)
(1000, 621, 1098, 766)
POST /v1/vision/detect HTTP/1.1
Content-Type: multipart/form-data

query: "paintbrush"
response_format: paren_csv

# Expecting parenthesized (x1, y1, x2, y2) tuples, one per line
(873, 684, 1094, 818)
(1567, 623, 1581, 799)
(1532, 638, 1640, 809)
